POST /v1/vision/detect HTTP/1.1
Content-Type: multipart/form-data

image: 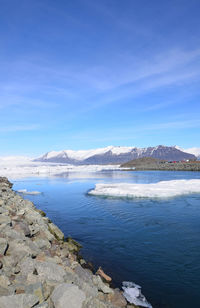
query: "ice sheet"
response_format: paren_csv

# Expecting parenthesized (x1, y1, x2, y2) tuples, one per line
(89, 179, 200, 198)
(0, 158, 120, 179)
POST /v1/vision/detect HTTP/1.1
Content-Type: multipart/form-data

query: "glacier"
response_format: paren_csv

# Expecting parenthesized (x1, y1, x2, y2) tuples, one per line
(0, 156, 120, 178)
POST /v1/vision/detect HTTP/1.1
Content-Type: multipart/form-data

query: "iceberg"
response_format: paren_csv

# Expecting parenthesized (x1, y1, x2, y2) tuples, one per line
(122, 281, 152, 308)
(89, 179, 200, 198)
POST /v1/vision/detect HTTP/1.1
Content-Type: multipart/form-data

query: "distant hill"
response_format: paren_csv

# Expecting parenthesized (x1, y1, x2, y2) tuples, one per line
(121, 156, 200, 171)
(121, 157, 166, 168)
(35, 145, 196, 165)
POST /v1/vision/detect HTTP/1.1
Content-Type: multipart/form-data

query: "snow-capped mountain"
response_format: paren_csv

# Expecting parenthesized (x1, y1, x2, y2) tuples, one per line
(175, 146, 200, 160)
(35, 145, 196, 165)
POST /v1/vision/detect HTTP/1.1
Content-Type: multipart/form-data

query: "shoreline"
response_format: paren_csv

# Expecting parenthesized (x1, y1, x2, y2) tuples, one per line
(121, 163, 200, 172)
(0, 176, 150, 308)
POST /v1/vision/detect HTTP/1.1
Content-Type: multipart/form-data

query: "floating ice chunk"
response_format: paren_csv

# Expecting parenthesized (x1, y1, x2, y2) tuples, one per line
(17, 189, 41, 195)
(122, 281, 152, 308)
(89, 179, 200, 198)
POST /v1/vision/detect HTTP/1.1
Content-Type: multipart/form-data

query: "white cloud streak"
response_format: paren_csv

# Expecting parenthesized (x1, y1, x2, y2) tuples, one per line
(0, 124, 40, 133)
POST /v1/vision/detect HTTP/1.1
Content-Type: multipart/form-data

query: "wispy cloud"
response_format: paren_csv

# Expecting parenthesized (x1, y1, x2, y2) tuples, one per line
(0, 124, 40, 133)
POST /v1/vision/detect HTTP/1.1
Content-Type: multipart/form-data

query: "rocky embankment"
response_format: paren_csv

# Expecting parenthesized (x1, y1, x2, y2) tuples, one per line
(0, 177, 137, 308)
(121, 157, 200, 171)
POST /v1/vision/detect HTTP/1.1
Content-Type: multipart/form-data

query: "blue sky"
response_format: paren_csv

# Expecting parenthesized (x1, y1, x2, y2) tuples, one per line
(0, 0, 200, 156)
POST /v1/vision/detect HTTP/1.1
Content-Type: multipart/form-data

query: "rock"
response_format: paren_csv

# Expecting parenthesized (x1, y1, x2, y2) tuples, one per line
(0, 285, 13, 296)
(18, 258, 36, 276)
(35, 261, 66, 282)
(0, 274, 11, 287)
(48, 223, 64, 241)
(82, 297, 108, 308)
(0, 178, 126, 308)
(36, 209, 46, 217)
(74, 264, 93, 283)
(34, 238, 51, 250)
(0, 177, 13, 188)
(107, 290, 127, 307)
(66, 237, 82, 252)
(51, 283, 86, 308)
(0, 294, 39, 308)
(6, 241, 34, 263)
(0, 238, 8, 255)
(25, 282, 45, 303)
(34, 302, 49, 308)
(0, 215, 11, 225)
(13, 221, 30, 237)
(64, 268, 98, 298)
(93, 275, 114, 294)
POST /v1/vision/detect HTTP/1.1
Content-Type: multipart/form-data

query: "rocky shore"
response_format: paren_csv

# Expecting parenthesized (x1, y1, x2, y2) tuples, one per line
(0, 177, 139, 308)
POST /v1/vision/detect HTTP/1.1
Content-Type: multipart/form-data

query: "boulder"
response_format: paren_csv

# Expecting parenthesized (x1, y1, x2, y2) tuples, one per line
(48, 223, 64, 241)
(0, 294, 39, 308)
(35, 261, 66, 282)
(25, 282, 45, 303)
(107, 290, 127, 307)
(51, 283, 86, 308)
(93, 275, 114, 294)
(0, 215, 11, 225)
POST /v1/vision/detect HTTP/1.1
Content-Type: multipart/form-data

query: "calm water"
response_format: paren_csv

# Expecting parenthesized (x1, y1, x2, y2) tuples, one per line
(12, 170, 200, 308)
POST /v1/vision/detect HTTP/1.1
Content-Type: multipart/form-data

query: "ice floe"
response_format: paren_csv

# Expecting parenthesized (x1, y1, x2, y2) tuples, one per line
(89, 179, 200, 198)
(17, 189, 41, 195)
(122, 281, 152, 308)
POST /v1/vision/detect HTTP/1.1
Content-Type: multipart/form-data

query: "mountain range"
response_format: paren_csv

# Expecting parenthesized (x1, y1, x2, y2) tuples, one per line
(35, 145, 197, 165)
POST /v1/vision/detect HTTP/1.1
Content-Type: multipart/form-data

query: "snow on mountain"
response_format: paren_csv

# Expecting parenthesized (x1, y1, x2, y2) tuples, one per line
(175, 146, 200, 159)
(36, 145, 196, 165)
(183, 147, 200, 158)
(39, 146, 134, 161)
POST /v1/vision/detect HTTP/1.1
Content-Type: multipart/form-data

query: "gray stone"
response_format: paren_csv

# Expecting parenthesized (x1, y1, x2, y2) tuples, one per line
(6, 241, 33, 263)
(0, 207, 8, 214)
(48, 223, 64, 241)
(19, 258, 36, 276)
(82, 297, 108, 308)
(0, 294, 39, 308)
(29, 224, 40, 236)
(13, 221, 30, 236)
(36, 261, 66, 282)
(4, 228, 26, 241)
(51, 283, 86, 308)
(34, 302, 49, 308)
(0, 238, 8, 255)
(34, 239, 51, 250)
(25, 282, 45, 303)
(0, 214, 11, 225)
(93, 275, 114, 294)
(64, 270, 98, 298)
(0, 274, 11, 287)
(74, 264, 93, 283)
(0, 199, 4, 206)
(0, 285, 14, 296)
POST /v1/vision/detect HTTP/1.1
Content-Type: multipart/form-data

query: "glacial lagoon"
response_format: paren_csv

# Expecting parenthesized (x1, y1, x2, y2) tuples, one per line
(12, 170, 200, 308)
